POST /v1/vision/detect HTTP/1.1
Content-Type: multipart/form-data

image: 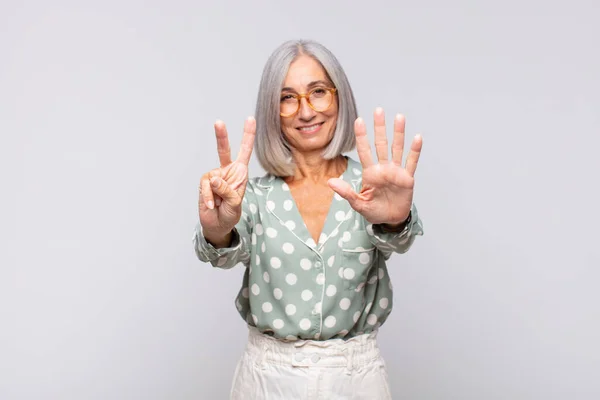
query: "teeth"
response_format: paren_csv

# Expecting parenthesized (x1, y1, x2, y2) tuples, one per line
(299, 124, 320, 132)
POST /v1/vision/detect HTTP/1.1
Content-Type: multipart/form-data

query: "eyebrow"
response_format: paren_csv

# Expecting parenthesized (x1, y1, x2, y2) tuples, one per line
(281, 80, 332, 92)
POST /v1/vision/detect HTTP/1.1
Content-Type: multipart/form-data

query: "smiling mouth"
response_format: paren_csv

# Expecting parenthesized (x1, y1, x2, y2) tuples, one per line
(297, 122, 324, 133)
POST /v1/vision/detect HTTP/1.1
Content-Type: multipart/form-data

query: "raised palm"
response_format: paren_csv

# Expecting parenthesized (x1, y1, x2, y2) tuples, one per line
(328, 109, 422, 225)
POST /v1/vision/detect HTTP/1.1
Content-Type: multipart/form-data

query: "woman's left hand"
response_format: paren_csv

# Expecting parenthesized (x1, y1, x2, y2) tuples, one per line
(328, 108, 422, 226)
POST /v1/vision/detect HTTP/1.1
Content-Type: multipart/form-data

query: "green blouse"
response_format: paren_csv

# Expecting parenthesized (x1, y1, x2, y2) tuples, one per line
(194, 156, 424, 341)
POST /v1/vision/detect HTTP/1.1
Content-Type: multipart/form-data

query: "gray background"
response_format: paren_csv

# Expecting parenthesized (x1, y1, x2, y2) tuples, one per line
(2, 0, 599, 399)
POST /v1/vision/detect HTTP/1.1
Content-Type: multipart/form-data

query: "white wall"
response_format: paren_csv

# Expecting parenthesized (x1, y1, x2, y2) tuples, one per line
(2, 0, 599, 398)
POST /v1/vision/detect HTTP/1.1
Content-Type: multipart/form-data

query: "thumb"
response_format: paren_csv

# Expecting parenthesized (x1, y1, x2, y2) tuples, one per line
(327, 178, 360, 209)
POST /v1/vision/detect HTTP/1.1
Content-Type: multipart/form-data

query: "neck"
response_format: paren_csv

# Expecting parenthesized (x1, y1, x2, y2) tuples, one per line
(286, 151, 347, 184)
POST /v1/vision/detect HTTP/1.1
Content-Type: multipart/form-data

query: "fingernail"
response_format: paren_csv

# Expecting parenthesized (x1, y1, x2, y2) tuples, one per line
(375, 107, 383, 114)
(207, 201, 214, 209)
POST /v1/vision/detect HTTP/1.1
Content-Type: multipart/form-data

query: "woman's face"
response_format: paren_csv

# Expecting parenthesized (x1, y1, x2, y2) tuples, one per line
(280, 55, 338, 155)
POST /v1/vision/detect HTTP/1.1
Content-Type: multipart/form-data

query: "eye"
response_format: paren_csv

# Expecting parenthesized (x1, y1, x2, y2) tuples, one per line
(280, 94, 295, 102)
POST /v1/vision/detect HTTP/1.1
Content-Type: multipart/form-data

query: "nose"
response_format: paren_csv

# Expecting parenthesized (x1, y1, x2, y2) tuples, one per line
(298, 97, 316, 121)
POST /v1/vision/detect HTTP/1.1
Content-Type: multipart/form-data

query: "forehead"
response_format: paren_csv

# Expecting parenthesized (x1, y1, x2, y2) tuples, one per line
(283, 55, 329, 89)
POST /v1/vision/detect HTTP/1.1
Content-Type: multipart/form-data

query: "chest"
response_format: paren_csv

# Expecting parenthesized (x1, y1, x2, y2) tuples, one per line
(288, 182, 334, 244)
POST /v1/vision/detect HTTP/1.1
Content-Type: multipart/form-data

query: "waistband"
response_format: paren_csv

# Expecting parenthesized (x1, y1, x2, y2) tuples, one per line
(244, 326, 381, 373)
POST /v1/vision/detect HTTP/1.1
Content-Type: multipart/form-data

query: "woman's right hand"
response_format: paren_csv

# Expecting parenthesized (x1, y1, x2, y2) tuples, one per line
(198, 117, 256, 242)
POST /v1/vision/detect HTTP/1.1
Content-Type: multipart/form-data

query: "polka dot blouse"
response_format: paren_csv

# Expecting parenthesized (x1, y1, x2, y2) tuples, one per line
(194, 156, 424, 340)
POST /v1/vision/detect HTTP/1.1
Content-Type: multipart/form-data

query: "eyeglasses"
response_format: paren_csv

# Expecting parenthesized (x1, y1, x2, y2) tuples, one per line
(279, 87, 337, 117)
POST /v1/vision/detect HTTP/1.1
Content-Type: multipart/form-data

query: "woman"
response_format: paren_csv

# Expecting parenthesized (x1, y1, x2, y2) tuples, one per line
(194, 39, 424, 399)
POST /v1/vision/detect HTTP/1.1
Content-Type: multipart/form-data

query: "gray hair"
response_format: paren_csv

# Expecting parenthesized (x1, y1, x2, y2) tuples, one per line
(254, 39, 358, 177)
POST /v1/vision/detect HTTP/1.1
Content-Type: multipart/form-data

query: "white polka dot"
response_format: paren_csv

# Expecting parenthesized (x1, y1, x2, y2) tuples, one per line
(314, 332, 321, 339)
(299, 318, 311, 330)
(353, 220, 360, 231)
(366, 224, 374, 235)
(242, 288, 249, 298)
(247, 186, 254, 193)
(335, 211, 346, 221)
(255, 255, 261, 265)
(301, 290, 313, 301)
(217, 257, 228, 267)
(255, 224, 264, 235)
(342, 232, 351, 242)
(343, 268, 355, 280)
(252, 314, 258, 324)
(380, 298, 389, 309)
(365, 302, 373, 314)
(359, 253, 370, 264)
(266, 228, 278, 238)
(263, 271, 270, 283)
(316, 273, 325, 285)
(282, 243, 294, 254)
(249, 204, 257, 214)
(251, 233, 257, 245)
(345, 210, 353, 220)
(286, 273, 297, 285)
(261, 242, 266, 253)
(378, 268, 385, 279)
(314, 302, 322, 313)
(282, 183, 290, 191)
(339, 329, 349, 336)
(338, 267, 344, 278)
(286, 304, 297, 315)
(339, 298, 351, 310)
(352, 168, 362, 176)
(389, 281, 394, 290)
(338, 239, 345, 247)
(355, 282, 365, 292)
(367, 314, 378, 325)
(273, 319, 284, 329)
(326, 285, 337, 297)
(368, 275, 378, 284)
(285, 220, 296, 230)
(254, 188, 263, 196)
(267, 201, 275, 211)
(324, 316, 336, 328)
(334, 192, 343, 201)
(251, 284, 260, 295)
(262, 302, 273, 313)
(235, 299, 242, 311)
(274, 288, 283, 300)
(318, 233, 327, 243)
(300, 259, 312, 270)
(306, 238, 316, 248)
(353, 311, 361, 323)
(283, 200, 293, 211)
(270, 257, 281, 269)
(330, 228, 339, 237)
(327, 255, 335, 267)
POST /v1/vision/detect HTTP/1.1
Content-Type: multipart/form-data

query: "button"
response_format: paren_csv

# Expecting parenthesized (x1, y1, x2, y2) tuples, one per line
(315, 261, 322, 268)
(311, 354, 320, 363)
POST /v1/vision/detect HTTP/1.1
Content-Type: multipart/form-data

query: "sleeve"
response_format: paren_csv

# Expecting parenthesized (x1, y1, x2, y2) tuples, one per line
(366, 203, 424, 260)
(192, 190, 254, 269)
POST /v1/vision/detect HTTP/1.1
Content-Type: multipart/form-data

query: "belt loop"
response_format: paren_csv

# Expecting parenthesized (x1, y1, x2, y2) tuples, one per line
(343, 347, 355, 375)
(259, 340, 268, 370)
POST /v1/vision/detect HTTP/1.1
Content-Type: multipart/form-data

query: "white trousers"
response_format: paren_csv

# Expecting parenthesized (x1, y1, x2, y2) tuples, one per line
(230, 327, 393, 400)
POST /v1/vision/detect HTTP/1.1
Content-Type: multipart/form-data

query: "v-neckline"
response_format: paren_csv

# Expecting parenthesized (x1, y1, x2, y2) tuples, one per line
(270, 156, 357, 251)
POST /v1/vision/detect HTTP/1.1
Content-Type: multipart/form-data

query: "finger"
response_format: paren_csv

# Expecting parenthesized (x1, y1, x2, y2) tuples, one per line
(236, 116, 256, 166)
(354, 118, 374, 168)
(214, 120, 232, 167)
(201, 177, 214, 210)
(391, 114, 406, 166)
(405, 134, 423, 176)
(210, 176, 240, 203)
(373, 108, 388, 162)
(327, 178, 362, 211)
